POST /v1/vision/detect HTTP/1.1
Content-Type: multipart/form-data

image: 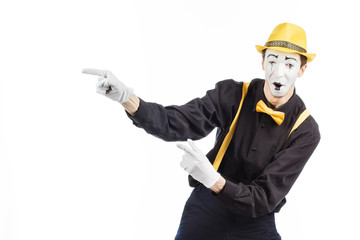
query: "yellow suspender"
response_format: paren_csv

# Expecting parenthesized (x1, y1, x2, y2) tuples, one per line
(212, 82, 310, 171)
(286, 109, 310, 140)
(212, 82, 250, 171)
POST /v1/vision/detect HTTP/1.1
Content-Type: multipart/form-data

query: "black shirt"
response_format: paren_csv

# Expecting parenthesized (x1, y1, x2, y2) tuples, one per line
(128, 78, 320, 217)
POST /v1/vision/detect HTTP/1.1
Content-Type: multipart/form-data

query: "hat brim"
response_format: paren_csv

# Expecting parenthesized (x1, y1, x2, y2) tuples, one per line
(255, 45, 316, 63)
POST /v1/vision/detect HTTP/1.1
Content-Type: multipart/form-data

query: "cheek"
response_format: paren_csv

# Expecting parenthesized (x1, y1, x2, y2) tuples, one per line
(264, 64, 273, 76)
(266, 62, 274, 70)
(286, 68, 300, 82)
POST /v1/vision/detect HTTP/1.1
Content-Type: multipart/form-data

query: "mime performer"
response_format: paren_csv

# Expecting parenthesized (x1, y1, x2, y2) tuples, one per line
(83, 22, 320, 240)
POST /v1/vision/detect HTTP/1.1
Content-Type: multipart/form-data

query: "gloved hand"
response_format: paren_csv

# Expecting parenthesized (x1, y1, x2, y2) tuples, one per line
(177, 139, 220, 188)
(82, 68, 133, 103)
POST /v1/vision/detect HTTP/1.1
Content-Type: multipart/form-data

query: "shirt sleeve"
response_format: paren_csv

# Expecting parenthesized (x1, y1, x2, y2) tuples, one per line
(127, 79, 243, 142)
(215, 117, 321, 217)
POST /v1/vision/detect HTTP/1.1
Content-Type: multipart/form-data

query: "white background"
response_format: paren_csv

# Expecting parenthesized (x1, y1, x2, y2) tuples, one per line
(1, 0, 359, 239)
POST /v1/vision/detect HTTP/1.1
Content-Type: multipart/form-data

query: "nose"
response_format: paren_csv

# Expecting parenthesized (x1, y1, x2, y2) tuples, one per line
(273, 63, 286, 78)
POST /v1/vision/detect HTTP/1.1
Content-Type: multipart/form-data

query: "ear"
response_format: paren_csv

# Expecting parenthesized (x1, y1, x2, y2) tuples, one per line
(261, 59, 264, 71)
(297, 64, 307, 77)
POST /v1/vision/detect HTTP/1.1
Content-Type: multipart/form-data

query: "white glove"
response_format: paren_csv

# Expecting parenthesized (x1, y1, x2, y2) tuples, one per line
(82, 68, 133, 103)
(177, 139, 220, 188)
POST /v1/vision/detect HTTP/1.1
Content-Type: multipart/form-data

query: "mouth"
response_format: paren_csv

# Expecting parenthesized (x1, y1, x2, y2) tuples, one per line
(273, 82, 283, 90)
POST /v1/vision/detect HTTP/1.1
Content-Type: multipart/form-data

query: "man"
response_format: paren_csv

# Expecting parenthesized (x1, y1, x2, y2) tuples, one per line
(83, 23, 320, 240)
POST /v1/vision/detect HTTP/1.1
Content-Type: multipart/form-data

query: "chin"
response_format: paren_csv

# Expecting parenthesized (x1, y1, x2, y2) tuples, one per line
(270, 89, 286, 98)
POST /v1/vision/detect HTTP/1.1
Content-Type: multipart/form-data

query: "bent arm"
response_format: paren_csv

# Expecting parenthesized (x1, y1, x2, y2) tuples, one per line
(215, 122, 321, 217)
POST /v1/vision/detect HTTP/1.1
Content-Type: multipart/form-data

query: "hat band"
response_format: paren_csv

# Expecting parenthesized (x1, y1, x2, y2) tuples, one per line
(265, 40, 307, 53)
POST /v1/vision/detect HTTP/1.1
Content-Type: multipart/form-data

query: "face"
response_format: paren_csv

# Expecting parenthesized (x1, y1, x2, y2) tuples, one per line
(263, 49, 303, 97)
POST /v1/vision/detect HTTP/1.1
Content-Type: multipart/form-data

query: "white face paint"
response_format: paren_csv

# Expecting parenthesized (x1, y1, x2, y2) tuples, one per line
(264, 49, 301, 97)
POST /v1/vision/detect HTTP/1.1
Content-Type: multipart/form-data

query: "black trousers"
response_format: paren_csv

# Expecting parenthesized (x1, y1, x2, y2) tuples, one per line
(175, 185, 281, 240)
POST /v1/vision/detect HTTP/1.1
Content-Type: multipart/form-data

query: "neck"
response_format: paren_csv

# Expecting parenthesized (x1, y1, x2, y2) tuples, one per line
(263, 81, 294, 108)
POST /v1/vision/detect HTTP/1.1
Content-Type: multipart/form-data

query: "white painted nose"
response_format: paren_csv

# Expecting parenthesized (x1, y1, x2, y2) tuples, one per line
(274, 63, 286, 78)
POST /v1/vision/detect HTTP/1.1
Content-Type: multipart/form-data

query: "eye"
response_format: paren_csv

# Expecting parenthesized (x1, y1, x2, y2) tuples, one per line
(269, 61, 276, 64)
(286, 63, 294, 69)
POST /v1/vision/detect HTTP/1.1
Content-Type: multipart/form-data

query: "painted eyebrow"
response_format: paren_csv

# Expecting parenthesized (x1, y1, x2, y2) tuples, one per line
(285, 56, 297, 61)
(267, 54, 278, 58)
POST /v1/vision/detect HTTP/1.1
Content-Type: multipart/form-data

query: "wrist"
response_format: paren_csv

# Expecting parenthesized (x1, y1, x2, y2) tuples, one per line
(209, 175, 226, 194)
(122, 94, 140, 115)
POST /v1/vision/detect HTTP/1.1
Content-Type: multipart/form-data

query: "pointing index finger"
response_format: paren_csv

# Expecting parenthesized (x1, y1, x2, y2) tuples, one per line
(82, 68, 108, 77)
(177, 143, 195, 157)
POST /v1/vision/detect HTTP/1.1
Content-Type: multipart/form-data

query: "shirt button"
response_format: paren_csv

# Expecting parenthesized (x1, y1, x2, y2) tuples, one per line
(252, 147, 257, 151)
(261, 123, 265, 128)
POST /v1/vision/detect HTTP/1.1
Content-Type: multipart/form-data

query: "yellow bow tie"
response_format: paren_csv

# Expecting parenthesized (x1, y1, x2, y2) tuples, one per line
(256, 100, 285, 125)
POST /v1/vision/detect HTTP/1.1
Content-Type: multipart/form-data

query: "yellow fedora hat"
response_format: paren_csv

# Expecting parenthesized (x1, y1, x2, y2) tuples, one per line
(255, 23, 316, 62)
